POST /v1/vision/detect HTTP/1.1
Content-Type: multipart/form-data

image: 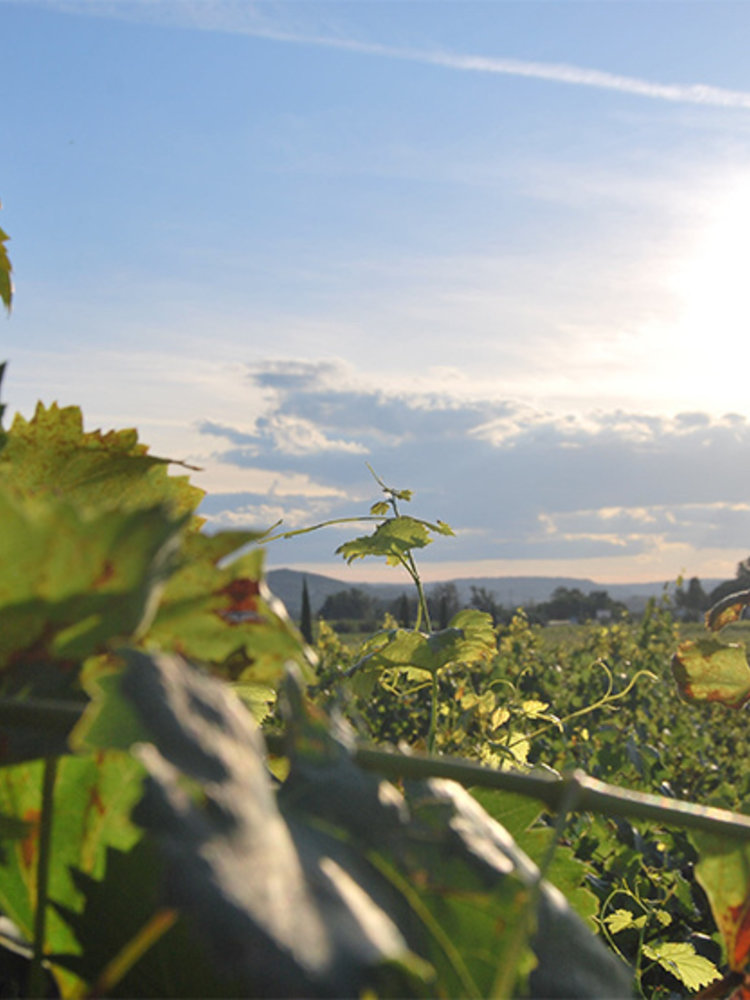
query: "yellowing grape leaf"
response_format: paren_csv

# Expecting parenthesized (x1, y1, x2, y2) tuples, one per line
(693, 832, 750, 972)
(706, 590, 750, 631)
(0, 403, 203, 520)
(672, 638, 750, 708)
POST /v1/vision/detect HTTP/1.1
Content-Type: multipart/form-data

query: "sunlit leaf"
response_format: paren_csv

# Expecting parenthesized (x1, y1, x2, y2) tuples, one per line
(142, 532, 313, 685)
(336, 516, 432, 566)
(672, 638, 750, 708)
(0, 403, 203, 520)
(604, 909, 637, 934)
(693, 831, 750, 972)
(641, 941, 721, 991)
(0, 220, 12, 314)
(706, 590, 750, 631)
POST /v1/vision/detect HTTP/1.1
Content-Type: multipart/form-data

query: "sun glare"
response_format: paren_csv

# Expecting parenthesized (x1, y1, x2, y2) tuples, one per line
(667, 177, 750, 408)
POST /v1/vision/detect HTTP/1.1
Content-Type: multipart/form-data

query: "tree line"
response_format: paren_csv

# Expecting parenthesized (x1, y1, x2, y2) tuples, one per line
(303, 581, 627, 634)
(297, 558, 750, 637)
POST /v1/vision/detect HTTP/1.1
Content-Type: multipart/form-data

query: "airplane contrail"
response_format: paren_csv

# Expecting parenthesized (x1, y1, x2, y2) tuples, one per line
(32, 0, 750, 110)
(248, 28, 750, 110)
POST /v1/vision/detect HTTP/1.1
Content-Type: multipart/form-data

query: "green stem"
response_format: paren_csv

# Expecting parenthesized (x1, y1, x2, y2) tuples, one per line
(28, 756, 58, 999)
(427, 672, 439, 754)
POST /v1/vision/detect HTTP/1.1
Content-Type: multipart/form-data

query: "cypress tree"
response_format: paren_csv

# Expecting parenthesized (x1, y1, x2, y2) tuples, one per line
(300, 577, 314, 644)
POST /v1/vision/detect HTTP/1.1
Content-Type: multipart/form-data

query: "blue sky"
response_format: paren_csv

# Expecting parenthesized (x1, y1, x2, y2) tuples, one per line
(4, 0, 750, 586)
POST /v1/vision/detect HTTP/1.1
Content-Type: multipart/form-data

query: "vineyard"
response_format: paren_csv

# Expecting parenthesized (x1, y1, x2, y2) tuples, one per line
(4, 231, 750, 999)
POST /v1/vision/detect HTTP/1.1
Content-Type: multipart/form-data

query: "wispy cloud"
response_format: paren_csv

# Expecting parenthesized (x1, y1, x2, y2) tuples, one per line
(32, 0, 750, 110)
(249, 31, 750, 111)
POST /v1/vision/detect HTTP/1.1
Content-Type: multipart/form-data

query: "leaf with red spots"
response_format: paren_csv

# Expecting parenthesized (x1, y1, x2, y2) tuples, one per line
(0, 752, 143, 993)
(694, 832, 750, 973)
(672, 638, 750, 709)
(706, 590, 750, 632)
(142, 532, 314, 685)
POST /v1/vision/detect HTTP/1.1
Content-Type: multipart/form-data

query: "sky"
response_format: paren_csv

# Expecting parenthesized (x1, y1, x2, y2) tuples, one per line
(4, 0, 750, 588)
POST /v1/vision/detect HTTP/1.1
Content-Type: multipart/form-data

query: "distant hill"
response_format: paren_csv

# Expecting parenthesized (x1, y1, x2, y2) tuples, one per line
(267, 568, 722, 620)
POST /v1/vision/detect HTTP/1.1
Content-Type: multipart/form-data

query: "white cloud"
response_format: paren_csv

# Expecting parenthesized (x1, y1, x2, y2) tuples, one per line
(192, 358, 750, 581)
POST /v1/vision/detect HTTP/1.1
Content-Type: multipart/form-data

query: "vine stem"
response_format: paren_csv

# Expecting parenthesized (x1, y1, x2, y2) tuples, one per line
(28, 756, 58, 999)
(347, 747, 750, 841)
(265, 730, 750, 840)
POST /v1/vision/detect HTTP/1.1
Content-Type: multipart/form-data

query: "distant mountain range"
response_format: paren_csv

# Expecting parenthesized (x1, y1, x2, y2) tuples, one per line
(267, 568, 724, 620)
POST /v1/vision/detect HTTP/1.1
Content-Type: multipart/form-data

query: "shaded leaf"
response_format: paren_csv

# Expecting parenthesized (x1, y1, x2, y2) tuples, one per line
(706, 590, 750, 631)
(672, 638, 750, 708)
(122, 650, 429, 997)
(642, 941, 721, 991)
(0, 753, 143, 993)
(0, 486, 183, 763)
(52, 838, 244, 998)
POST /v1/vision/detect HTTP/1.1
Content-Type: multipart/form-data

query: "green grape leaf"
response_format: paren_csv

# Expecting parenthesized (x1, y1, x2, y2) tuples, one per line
(693, 831, 750, 972)
(0, 753, 143, 992)
(369, 501, 390, 516)
(120, 650, 430, 998)
(706, 590, 750, 631)
(641, 942, 721, 991)
(71, 668, 150, 755)
(672, 638, 750, 708)
(0, 222, 12, 314)
(52, 838, 244, 998)
(336, 516, 432, 566)
(0, 487, 183, 762)
(0, 491, 181, 654)
(604, 909, 638, 934)
(231, 683, 277, 724)
(0, 403, 203, 520)
(142, 531, 313, 685)
(351, 611, 496, 689)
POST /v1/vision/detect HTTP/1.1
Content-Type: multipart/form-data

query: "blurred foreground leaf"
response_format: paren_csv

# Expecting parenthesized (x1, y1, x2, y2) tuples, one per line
(118, 650, 632, 998)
